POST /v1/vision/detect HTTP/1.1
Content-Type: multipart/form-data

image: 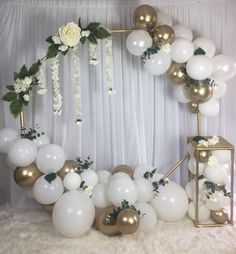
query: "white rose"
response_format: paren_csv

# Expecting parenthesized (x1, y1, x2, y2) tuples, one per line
(22, 77, 32, 86)
(58, 45, 68, 52)
(52, 36, 61, 45)
(23, 94, 29, 101)
(59, 22, 81, 47)
(81, 30, 90, 37)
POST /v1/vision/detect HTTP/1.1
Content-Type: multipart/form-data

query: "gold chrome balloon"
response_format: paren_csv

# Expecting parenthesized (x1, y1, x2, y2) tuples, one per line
(95, 206, 120, 236)
(194, 150, 211, 163)
(116, 208, 140, 234)
(211, 209, 229, 224)
(185, 82, 213, 103)
(167, 62, 187, 85)
(133, 5, 157, 30)
(113, 164, 134, 179)
(14, 163, 42, 188)
(57, 160, 79, 179)
(153, 25, 175, 45)
(42, 203, 54, 215)
(188, 101, 199, 113)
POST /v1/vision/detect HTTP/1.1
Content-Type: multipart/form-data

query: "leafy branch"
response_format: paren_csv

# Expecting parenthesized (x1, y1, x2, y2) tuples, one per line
(76, 156, 94, 173)
(152, 179, 169, 195)
(21, 128, 45, 140)
(143, 168, 157, 179)
(141, 47, 161, 62)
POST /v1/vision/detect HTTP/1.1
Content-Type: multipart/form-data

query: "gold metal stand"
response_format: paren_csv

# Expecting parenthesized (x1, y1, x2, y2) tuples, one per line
(197, 111, 201, 136)
(19, 111, 26, 135)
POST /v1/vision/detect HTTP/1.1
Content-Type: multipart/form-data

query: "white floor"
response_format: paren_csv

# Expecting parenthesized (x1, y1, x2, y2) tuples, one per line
(0, 206, 236, 254)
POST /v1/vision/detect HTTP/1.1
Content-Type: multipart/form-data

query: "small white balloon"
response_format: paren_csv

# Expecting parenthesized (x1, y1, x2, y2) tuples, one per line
(171, 39, 194, 63)
(33, 134, 50, 148)
(0, 128, 18, 154)
(193, 37, 216, 58)
(36, 144, 65, 174)
(188, 201, 210, 222)
(52, 190, 95, 237)
(173, 85, 191, 103)
(135, 178, 153, 202)
(33, 174, 64, 205)
(172, 24, 193, 41)
(8, 138, 37, 167)
(203, 164, 228, 185)
(144, 49, 171, 76)
(211, 150, 231, 164)
(199, 99, 220, 117)
(135, 202, 157, 233)
(213, 83, 227, 99)
(202, 191, 223, 211)
(108, 177, 138, 207)
(186, 55, 213, 80)
(188, 157, 205, 175)
(63, 172, 81, 190)
(134, 164, 154, 179)
(97, 170, 111, 183)
(80, 169, 99, 187)
(185, 181, 195, 200)
(126, 30, 153, 56)
(157, 11, 173, 26)
(91, 182, 112, 209)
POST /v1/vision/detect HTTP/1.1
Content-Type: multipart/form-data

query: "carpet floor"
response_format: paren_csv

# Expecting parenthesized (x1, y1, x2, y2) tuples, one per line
(0, 206, 236, 254)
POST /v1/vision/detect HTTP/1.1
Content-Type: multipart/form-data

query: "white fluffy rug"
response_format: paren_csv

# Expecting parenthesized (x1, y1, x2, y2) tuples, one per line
(0, 206, 236, 254)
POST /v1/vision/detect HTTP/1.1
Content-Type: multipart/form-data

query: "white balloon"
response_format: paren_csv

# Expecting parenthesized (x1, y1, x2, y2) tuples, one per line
(126, 30, 153, 56)
(135, 178, 153, 202)
(187, 143, 194, 156)
(185, 181, 194, 200)
(199, 98, 220, 117)
(188, 156, 205, 175)
(33, 175, 64, 205)
(108, 177, 138, 207)
(213, 83, 227, 99)
(171, 39, 194, 63)
(63, 172, 81, 190)
(52, 190, 95, 237)
(193, 37, 216, 58)
(97, 170, 111, 183)
(202, 191, 223, 211)
(186, 55, 213, 80)
(172, 24, 193, 41)
(144, 49, 171, 76)
(203, 164, 228, 185)
(134, 164, 154, 179)
(33, 134, 50, 148)
(135, 202, 157, 233)
(188, 201, 210, 222)
(211, 150, 231, 164)
(0, 128, 18, 154)
(80, 169, 99, 187)
(157, 11, 173, 26)
(36, 144, 65, 174)
(173, 85, 191, 103)
(211, 54, 236, 81)
(110, 172, 130, 180)
(8, 138, 37, 167)
(151, 182, 188, 222)
(91, 182, 112, 208)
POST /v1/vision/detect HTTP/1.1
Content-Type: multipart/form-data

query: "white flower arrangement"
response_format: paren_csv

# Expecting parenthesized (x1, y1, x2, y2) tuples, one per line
(23, 94, 29, 102)
(88, 42, 98, 65)
(197, 136, 219, 147)
(13, 77, 32, 93)
(51, 55, 62, 115)
(36, 63, 47, 95)
(59, 22, 82, 47)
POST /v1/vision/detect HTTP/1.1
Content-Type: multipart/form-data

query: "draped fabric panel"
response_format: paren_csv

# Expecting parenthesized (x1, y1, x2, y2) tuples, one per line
(0, 0, 235, 207)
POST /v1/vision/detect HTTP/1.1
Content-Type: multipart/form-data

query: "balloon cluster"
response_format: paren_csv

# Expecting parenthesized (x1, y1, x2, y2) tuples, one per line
(186, 136, 231, 224)
(126, 5, 236, 117)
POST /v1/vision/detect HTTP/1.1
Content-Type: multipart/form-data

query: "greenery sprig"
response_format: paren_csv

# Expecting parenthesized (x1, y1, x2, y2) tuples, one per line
(143, 168, 157, 179)
(76, 156, 94, 173)
(185, 76, 215, 88)
(192, 136, 207, 142)
(21, 128, 45, 140)
(152, 179, 169, 195)
(141, 46, 161, 62)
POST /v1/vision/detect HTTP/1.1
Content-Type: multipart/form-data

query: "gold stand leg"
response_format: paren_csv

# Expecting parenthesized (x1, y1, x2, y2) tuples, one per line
(197, 111, 201, 136)
(19, 111, 26, 135)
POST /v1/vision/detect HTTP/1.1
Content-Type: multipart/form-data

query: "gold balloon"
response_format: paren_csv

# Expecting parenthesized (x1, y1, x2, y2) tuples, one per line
(113, 164, 134, 179)
(185, 83, 213, 103)
(194, 150, 211, 163)
(211, 209, 229, 224)
(133, 5, 157, 30)
(116, 208, 140, 234)
(153, 25, 175, 45)
(95, 206, 120, 236)
(14, 163, 42, 188)
(215, 184, 225, 191)
(42, 203, 54, 215)
(188, 101, 199, 113)
(167, 62, 187, 85)
(57, 160, 79, 179)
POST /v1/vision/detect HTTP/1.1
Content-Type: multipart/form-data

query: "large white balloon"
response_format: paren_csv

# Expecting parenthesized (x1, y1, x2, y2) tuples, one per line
(91, 182, 112, 208)
(135, 202, 157, 233)
(33, 174, 64, 205)
(193, 37, 216, 58)
(211, 54, 236, 81)
(151, 182, 188, 222)
(0, 128, 18, 154)
(80, 169, 99, 187)
(186, 55, 213, 80)
(135, 178, 153, 202)
(213, 83, 227, 99)
(203, 164, 228, 185)
(188, 201, 210, 222)
(144, 49, 171, 76)
(199, 98, 220, 117)
(36, 144, 65, 174)
(188, 156, 205, 175)
(134, 164, 154, 179)
(170, 39, 194, 63)
(211, 150, 231, 164)
(63, 172, 81, 190)
(97, 170, 111, 183)
(157, 11, 173, 26)
(52, 190, 95, 237)
(8, 138, 37, 167)
(173, 24, 193, 41)
(33, 134, 50, 148)
(108, 176, 138, 207)
(126, 30, 153, 56)
(173, 85, 191, 103)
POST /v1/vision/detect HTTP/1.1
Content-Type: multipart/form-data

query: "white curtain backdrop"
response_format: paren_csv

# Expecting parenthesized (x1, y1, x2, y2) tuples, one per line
(0, 0, 235, 207)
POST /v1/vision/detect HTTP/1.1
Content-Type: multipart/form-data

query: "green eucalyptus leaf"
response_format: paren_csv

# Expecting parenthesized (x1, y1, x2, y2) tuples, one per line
(29, 60, 41, 75)
(6, 85, 15, 91)
(46, 44, 59, 59)
(44, 173, 57, 184)
(18, 65, 29, 79)
(88, 34, 97, 44)
(95, 27, 111, 39)
(192, 136, 207, 142)
(2, 92, 17, 102)
(87, 22, 100, 31)
(46, 36, 54, 44)
(14, 72, 19, 81)
(194, 47, 206, 55)
(10, 100, 22, 118)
